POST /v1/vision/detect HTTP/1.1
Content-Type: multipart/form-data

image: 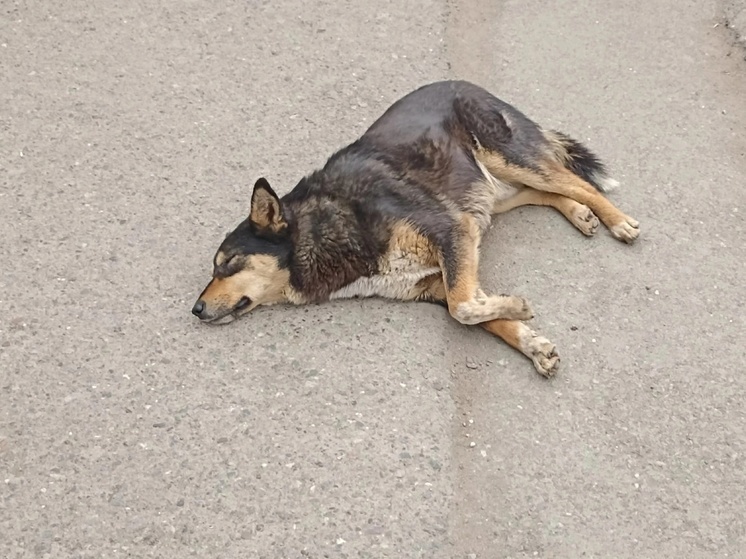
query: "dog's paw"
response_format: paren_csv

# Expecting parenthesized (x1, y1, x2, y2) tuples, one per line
(506, 296, 534, 321)
(523, 332, 560, 377)
(571, 205, 600, 237)
(610, 217, 640, 244)
(495, 295, 534, 321)
(453, 295, 533, 324)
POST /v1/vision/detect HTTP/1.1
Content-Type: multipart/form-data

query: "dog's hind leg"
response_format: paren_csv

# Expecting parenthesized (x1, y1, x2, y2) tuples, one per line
(535, 167, 639, 243)
(437, 213, 534, 325)
(478, 149, 639, 243)
(493, 187, 600, 237)
(480, 319, 560, 377)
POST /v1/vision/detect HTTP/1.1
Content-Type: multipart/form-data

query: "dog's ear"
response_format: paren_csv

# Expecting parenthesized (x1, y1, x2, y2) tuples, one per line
(249, 178, 287, 233)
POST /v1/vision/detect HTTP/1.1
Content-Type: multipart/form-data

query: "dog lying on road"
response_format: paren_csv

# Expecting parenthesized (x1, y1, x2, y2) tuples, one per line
(192, 80, 639, 377)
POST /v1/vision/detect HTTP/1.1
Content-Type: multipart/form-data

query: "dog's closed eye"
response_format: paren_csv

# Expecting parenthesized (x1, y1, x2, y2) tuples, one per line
(234, 296, 252, 311)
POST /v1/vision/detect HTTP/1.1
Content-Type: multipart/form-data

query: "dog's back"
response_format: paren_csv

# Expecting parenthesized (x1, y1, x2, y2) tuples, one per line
(362, 80, 545, 159)
(352, 80, 552, 231)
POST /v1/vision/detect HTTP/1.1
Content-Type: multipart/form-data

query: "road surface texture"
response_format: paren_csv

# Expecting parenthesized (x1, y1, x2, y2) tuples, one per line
(1, 0, 744, 558)
(724, 0, 746, 47)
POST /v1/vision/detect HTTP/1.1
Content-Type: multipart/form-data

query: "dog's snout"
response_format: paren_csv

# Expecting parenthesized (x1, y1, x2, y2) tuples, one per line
(192, 300, 206, 318)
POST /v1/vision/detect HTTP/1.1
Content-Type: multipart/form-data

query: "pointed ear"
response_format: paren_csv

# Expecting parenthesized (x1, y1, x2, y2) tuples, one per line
(249, 178, 287, 233)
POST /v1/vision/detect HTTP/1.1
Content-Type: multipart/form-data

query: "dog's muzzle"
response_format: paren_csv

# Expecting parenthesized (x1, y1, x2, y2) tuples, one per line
(191, 296, 251, 322)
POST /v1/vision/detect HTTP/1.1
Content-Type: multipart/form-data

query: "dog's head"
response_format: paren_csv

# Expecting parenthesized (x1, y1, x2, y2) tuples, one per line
(192, 178, 293, 324)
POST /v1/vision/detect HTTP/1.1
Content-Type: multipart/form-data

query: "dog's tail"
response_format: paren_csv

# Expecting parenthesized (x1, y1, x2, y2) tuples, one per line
(542, 129, 619, 192)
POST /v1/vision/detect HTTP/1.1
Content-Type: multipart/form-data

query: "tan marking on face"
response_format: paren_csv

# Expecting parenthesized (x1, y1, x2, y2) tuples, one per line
(199, 254, 303, 320)
(214, 251, 227, 267)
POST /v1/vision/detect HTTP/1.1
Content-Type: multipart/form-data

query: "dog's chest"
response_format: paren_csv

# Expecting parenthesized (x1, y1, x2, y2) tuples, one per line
(329, 249, 440, 301)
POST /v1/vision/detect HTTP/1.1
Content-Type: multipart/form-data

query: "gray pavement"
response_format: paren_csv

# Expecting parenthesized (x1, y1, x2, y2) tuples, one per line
(1, 1, 745, 558)
(723, 0, 746, 46)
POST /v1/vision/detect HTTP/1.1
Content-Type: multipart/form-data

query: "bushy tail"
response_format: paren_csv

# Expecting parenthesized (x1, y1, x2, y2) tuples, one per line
(543, 129, 619, 192)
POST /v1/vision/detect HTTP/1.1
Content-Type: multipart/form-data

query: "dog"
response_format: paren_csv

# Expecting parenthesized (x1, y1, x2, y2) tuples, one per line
(191, 80, 639, 377)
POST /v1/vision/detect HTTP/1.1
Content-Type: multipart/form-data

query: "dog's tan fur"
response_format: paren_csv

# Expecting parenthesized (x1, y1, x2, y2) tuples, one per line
(198, 254, 301, 323)
(475, 148, 639, 243)
(492, 189, 600, 236)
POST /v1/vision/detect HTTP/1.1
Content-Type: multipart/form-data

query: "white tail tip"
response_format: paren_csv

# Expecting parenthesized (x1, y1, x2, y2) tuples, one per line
(594, 175, 620, 193)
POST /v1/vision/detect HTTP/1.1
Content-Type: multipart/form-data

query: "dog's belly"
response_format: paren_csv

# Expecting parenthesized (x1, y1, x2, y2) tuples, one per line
(330, 251, 440, 301)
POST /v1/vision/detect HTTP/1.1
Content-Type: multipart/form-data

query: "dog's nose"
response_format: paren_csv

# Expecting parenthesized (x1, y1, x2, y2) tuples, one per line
(192, 300, 206, 318)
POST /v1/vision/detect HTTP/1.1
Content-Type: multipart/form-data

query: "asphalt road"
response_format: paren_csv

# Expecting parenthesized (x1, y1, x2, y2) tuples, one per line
(1, 1, 745, 558)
